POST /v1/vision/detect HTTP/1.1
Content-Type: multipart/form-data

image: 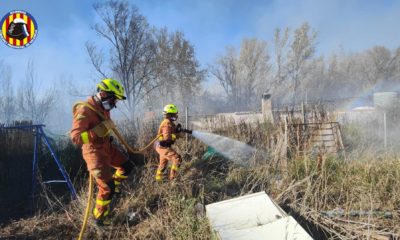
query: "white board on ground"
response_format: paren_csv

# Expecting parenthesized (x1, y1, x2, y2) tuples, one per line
(206, 191, 313, 240)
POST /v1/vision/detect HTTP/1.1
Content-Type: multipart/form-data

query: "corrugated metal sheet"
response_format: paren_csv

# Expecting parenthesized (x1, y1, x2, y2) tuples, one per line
(206, 191, 313, 240)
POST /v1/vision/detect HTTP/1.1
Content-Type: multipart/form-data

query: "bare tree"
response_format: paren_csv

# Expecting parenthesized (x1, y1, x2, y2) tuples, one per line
(272, 27, 290, 87)
(87, 0, 158, 118)
(360, 46, 400, 87)
(238, 38, 270, 108)
(291, 45, 400, 104)
(17, 60, 56, 124)
(210, 47, 240, 110)
(210, 38, 270, 111)
(286, 22, 317, 105)
(301, 56, 325, 102)
(0, 62, 16, 124)
(172, 31, 205, 107)
(146, 29, 204, 110)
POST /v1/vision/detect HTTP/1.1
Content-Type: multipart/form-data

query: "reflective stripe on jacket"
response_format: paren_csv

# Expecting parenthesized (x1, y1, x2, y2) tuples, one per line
(70, 97, 111, 147)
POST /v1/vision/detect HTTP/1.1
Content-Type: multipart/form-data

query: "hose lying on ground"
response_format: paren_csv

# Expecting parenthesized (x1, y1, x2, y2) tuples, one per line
(77, 173, 93, 240)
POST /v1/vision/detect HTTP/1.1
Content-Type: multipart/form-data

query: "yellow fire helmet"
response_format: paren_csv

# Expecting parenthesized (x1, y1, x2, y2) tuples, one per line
(96, 78, 126, 100)
(163, 104, 178, 114)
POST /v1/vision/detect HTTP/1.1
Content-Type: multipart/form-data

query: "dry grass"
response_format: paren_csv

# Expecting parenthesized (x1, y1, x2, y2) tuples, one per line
(1, 117, 400, 239)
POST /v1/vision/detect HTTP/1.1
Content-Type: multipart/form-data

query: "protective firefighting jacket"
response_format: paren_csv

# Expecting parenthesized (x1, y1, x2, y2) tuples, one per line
(70, 97, 114, 169)
(157, 118, 179, 147)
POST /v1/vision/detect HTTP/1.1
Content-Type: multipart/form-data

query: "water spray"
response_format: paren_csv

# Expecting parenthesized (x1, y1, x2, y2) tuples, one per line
(191, 130, 258, 166)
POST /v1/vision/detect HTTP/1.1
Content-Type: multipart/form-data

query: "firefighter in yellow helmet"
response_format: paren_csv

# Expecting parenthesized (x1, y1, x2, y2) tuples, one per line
(70, 78, 133, 226)
(154, 104, 192, 182)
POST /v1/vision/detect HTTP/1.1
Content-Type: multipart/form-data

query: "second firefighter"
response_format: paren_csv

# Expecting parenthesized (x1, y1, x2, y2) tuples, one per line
(154, 104, 192, 182)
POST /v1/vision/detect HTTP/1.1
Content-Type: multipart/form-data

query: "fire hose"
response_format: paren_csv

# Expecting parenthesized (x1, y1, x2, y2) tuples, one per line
(76, 102, 160, 240)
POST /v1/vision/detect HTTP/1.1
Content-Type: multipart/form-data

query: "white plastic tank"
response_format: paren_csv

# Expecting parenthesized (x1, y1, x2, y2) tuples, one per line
(373, 92, 398, 109)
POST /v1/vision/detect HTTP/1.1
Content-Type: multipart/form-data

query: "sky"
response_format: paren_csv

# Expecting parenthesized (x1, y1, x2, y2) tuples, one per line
(1, 0, 400, 92)
(1, 0, 400, 130)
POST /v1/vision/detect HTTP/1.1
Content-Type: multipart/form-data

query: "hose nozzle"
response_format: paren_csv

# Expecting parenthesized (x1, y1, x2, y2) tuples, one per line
(182, 128, 192, 134)
(176, 123, 192, 134)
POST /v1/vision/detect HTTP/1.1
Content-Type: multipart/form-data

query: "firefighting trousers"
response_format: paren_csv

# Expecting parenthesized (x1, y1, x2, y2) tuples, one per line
(155, 146, 181, 181)
(83, 145, 132, 219)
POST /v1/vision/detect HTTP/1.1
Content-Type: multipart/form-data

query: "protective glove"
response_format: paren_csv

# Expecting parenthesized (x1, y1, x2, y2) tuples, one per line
(176, 123, 183, 133)
(176, 123, 192, 134)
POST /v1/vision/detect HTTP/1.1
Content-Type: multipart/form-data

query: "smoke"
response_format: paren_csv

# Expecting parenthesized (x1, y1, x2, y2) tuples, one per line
(192, 130, 258, 166)
(340, 80, 400, 110)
